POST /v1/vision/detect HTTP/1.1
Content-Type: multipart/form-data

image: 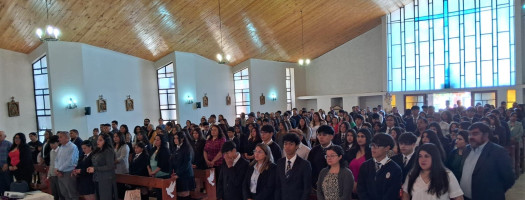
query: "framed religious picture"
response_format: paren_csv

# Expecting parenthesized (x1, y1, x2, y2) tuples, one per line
(203, 93, 209, 107)
(226, 94, 231, 105)
(125, 95, 134, 111)
(7, 97, 20, 117)
(260, 93, 265, 105)
(97, 95, 107, 113)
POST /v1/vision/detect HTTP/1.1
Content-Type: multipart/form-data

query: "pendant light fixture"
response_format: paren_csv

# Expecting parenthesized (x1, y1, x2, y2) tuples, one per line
(216, 0, 231, 64)
(298, 10, 310, 66)
(35, 0, 60, 41)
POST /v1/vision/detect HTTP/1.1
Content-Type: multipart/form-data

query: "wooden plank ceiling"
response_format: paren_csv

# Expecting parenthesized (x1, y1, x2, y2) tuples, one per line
(0, 0, 412, 66)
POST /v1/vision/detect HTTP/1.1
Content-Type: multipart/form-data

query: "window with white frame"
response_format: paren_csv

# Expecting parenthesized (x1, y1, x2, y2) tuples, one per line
(234, 68, 250, 117)
(286, 68, 295, 110)
(387, 0, 515, 92)
(157, 63, 177, 123)
(32, 56, 52, 142)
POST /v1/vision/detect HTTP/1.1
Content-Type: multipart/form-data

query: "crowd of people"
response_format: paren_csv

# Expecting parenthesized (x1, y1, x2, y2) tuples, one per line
(0, 100, 521, 200)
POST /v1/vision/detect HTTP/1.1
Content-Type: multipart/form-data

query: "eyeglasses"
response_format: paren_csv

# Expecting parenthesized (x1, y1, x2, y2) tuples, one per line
(324, 154, 339, 159)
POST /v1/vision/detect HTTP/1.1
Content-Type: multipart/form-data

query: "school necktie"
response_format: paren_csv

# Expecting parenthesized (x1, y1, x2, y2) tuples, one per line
(285, 160, 292, 178)
(403, 156, 408, 167)
(375, 162, 382, 172)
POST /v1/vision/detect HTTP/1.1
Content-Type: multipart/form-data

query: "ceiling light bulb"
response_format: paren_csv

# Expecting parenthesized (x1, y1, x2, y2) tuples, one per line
(36, 29, 43, 38)
(298, 59, 304, 65)
(216, 54, 223, 62)
(305, 59, 311, 65)
(53, 28, 60, 38)
(225, 54, 231, 61)
(47, 26, 54, 35)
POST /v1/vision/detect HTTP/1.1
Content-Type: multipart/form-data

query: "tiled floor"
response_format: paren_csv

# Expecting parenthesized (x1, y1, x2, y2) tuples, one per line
(506, 174, 525, 200)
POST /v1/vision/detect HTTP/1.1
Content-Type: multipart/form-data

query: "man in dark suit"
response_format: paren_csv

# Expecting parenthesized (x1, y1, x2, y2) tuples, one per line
(460, 122, 515, 200)
(308, 125, 334, 189)
(275, 133, 312, 200)
(404, 106, 420, 132)
(217, 141, 249, 200)
(391, 132, 417, 183)
(260, 125, 282, 161)
(357, 133, 402, 200)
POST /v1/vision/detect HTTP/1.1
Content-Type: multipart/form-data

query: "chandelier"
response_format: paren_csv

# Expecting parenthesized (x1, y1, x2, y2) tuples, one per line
(216, 0, 231, 64)
(35, 0, 60, 41)
(298, 10, 310, 66)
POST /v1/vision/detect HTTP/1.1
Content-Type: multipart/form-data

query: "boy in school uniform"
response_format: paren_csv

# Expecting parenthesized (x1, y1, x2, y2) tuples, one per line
(357, 133, 402, 200)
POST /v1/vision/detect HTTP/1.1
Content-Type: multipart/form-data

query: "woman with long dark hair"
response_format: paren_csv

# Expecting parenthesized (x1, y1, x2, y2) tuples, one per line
(243, 124, 261, 160)
(297, 117, 312, 147)
(242, 143, 276, 200)
(428, 122, 452, 154)
(73, 140, 95, 200)
(402, 143, 464, 200)
(342, 129, 358, 161)
(87, 133, 117, 200)
(113, 132, 129, 174)
(191, 128, 207, 169)
(446, 131, 469, 180)
(317, 145, 354, 200)
(170, 131, 196, 199)
(204, 125, 226, 168)
(135, 131, 151, 151)
(148, 135, 171, 199)
(348, 129, 372, 194)
(487, 114, 508, 146)
(8, 133, 34, 185)
(41, 130, 54, 166)
(275, 121, 289, 148)
(420, 130, 447, 162)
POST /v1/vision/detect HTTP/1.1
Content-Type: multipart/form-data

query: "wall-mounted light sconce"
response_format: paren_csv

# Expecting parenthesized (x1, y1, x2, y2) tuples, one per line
(270, 93, 277, 101)
(67, 98, 77, 109)
(186, 96, 194, 104)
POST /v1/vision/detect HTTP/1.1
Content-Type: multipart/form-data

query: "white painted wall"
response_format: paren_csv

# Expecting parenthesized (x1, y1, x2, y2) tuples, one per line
(249, 59, 290, 113)
(0, 48, 37, 139)
(81, 44, 158, 137)
(174, 52, 236, 124)
(306, 25, 386, 96)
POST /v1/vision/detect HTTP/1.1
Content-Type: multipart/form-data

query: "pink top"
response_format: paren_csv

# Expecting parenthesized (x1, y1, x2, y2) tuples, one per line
(9, 149, 20, 166)
(349, 155, 366, 181)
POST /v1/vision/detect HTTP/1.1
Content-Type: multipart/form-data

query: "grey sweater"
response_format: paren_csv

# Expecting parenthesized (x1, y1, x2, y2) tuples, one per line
(316, 167, 355, 200)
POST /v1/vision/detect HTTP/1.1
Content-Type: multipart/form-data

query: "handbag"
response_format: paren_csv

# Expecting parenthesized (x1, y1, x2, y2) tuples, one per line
(9, 180, 29, 193)
(124, 189, 141, 200)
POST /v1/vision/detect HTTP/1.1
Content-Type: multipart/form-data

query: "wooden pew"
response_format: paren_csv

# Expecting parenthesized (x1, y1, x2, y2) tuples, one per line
(192, 168, 217, 200)
(116, 174, 177, 200)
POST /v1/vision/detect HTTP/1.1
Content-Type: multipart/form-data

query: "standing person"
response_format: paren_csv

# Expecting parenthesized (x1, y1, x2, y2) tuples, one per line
(87, 133, 117, 200)
(8, 133, 34, 185)
(170, 132, 196, 200)
(402, 143, 464, 200)
(41, 130, 54, 166)
(73, 141, 95, 200)
(275, 133, 312, 200)
(242, 143, 276, 200)
(148, 135, 171, 199)
(55, 131, 80, 200)
(460, 122, 515, 200)
(204, 125, 226, 178)
(113, 132, 129, 199)
(260, 125, 282, 161)
(446, 130, 469, 181)
(28, 132, 43, 164)
(243, 124, 262, 160)
(308, 125, 335, 189)
(88, 128, 99, 147)
(391, 132, 418, 183)
(0, 131, 12, 194)
(70, 129, 83, 152)
(217, 141, 249, 200)
(357, 133, 402, 200)
(46, 135, 63, 200)
(129, 142, 150, 200)
(191, 129, 207, 169)
(316, 145, 354, 200)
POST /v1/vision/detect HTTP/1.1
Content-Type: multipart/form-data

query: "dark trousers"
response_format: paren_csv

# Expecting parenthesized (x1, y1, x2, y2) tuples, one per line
(57, 171, 78, 200)
(95, 179, 117, 200)
(49, 176, 64, 200)
(0, 170, 11, 196)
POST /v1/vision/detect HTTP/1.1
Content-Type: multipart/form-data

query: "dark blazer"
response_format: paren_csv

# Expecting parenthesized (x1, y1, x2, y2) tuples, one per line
(268, 142, 282, 161)
(461, 142, 515, 200)
(75, 153, 94, 195)
(357, 159, 402, 200)
(332, 133, 346, 146)
(227, 137, 241, 152)
(404, 117, 417, 132)
(170, 144, 194, 179)
(217, 156, 250, 200)
(308, 145, 328, 189)
(149, 146, 171, 174)
(129, 152, 149, 177)
(71, 137, 83, 152)
(242, 163, 276, 200)
(91, 148, 116, 182)
(391, 153, 416, 183)
(275, 156, 312, 200)
(191, 139, 207, 169)
(7, 145, 34, 183)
